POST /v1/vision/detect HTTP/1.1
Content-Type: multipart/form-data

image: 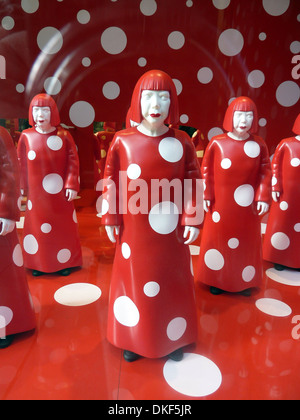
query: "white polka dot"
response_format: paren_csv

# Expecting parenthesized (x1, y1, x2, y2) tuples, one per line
(255, 298, 292, 317)
(16, 84, 25, 93)
(272, 176, 277, 186)
(212, 211, 220, 223)
(113, 296, 140, 327)
(27, 200, 32, 210)
(189, 245, 200, 255)
(54, 283, 101, 307)
(242, 266, 255, 282)
(291, 158, 300, 167)
(101, 27, 127, 55)
(167, 317, 187, 341)
(137, 57, 147, 67)
(82, 57, 91, 67)
(173, 79, 182, 95)
(204, 249, 225, 271)
(28, 150, 36, 160)
(276, 81, 300, 107)
(57, 249, 71, 263)
(148, 201, 179, 235)
(12, 244, 23, 267)
(262, 0, 290, 16)
(290, 41, 300, 54)
(212, 0, 230, 9)
(41, 223, 52, 233)
(42, 173, 63, 194)
(266, 267, 300, 286)
(197, 67, 213, 84)
(21, 0, 39, 13)
(140, 0, 157, 16)
(37, 27, 63, 54)
(101, 198, 109, 215)
(1, 16, 15, 31)
(102, 81, 120, 100)
(73, 209, 78, 223)
(180, 114, 189, 124)
(143, 282, 160, 297)
(163, 353, 222, 397)
(167, 31, 185, 50)
(279, 201, 288, 211)
(294, 223, 300, 232)
(244, 141, 260, 158)
(271, 232, 290, 250)
(158, 137, 183, 162)
(69, 101, 95, 127)
(247, 70, 265, 88)
(234, 184, 254, 207)
(228, 238, 239, 249)
(23, 234, 39, 255)
(77, 9, 90, 24)
(47, 135, 63, 151)
(208, 127, 223, 140)
(218, 28, 244, 56)
(221, 158, 231, 169)
(259, 118, 267, 127)
(121, 242, 131, 259)
(44, 76, 61, 95)
(0, 307, 13, 329)
(127, 163, 141, 179)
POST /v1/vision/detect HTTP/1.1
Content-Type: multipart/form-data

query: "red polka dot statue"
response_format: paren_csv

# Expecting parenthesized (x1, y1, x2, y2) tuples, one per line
(0, 126, 36, 348)
(263, 113, 300, 271)
(17, 94, 82, 276)
(196, 96, 272, 296)
(101, 70, 203, 362)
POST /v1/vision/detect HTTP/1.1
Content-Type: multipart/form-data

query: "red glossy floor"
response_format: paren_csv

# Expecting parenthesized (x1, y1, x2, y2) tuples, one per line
(1, 199, 300, 400)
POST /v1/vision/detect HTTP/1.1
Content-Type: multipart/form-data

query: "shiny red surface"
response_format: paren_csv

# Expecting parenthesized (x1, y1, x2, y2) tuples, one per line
(1, 202, 300, 400)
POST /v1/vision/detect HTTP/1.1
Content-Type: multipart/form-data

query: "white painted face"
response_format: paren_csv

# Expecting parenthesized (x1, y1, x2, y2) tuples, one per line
(32, 106, 51, 131)
(140, 90, 170, 126)
(233, 110, 253, 137)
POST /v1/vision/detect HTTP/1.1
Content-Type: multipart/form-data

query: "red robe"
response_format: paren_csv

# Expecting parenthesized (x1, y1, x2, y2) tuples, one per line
(263, 137, 300, 268)
(17, 127, 82, 273)
(0, 126, 35, 336)
(196, 133, 271, 292)
(102, 127, 201, 358)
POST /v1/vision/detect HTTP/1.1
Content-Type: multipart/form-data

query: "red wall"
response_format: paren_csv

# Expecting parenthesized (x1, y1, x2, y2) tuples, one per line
(0, 0, 299, 186)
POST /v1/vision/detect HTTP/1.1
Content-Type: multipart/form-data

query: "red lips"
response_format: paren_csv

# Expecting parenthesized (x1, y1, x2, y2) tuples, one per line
(150, 113, 161, 118)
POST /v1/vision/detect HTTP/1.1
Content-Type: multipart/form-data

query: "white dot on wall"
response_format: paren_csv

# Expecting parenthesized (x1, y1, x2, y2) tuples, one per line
(290, 41, 300, 54)
(197, 67, 213, 84)
(259, 118, 267, 127)
(218, 28, 244, 56)
(77, 10, 90, 24)
(167, 31, 185, 50)
(1, 16, 15, 30)
(82, 57, 91, 67)
(259, 32, 267, 41)
(102, 81, 120, 100)
(37, 26, 63, 54)
(173, 79, 182, 95)
(138, 57, 147, 67)
(208, 127, 223, 140)
(212, 0, 231, 10)
(247, 70, 265, 88)
(21, 0, 39, 13)
(69, 101, 95, 127)
(180, 114, 189, 124)
(262, 0, 290, 16)
(44, 76, 61, 95)
(101, 27, 127, 55)
(140, 0, 157, 16)
(276, 81, 300, 107)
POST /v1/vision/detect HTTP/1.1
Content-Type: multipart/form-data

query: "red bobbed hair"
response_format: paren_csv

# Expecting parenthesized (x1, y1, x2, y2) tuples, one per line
(29, 93, 60, 127)
(292, 113, 300, 135)
(223, 96, 258, 134)
(130, 69, 179, 125)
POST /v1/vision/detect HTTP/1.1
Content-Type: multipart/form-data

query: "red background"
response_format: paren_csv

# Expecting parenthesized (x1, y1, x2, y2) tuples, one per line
(0, 0, 299, 188)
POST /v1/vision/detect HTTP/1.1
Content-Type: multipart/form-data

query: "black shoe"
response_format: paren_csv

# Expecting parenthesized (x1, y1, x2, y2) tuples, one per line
(238, 288, 251, 297)
(168, 348, 183, 361)
(123, 350, 140, 362)
(274, 263, 286, 271)
(0, 334, 15, 349)
(210, 286, 224, 295)
(32, 269, 44, 276)
(58, 268, 71, 276)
